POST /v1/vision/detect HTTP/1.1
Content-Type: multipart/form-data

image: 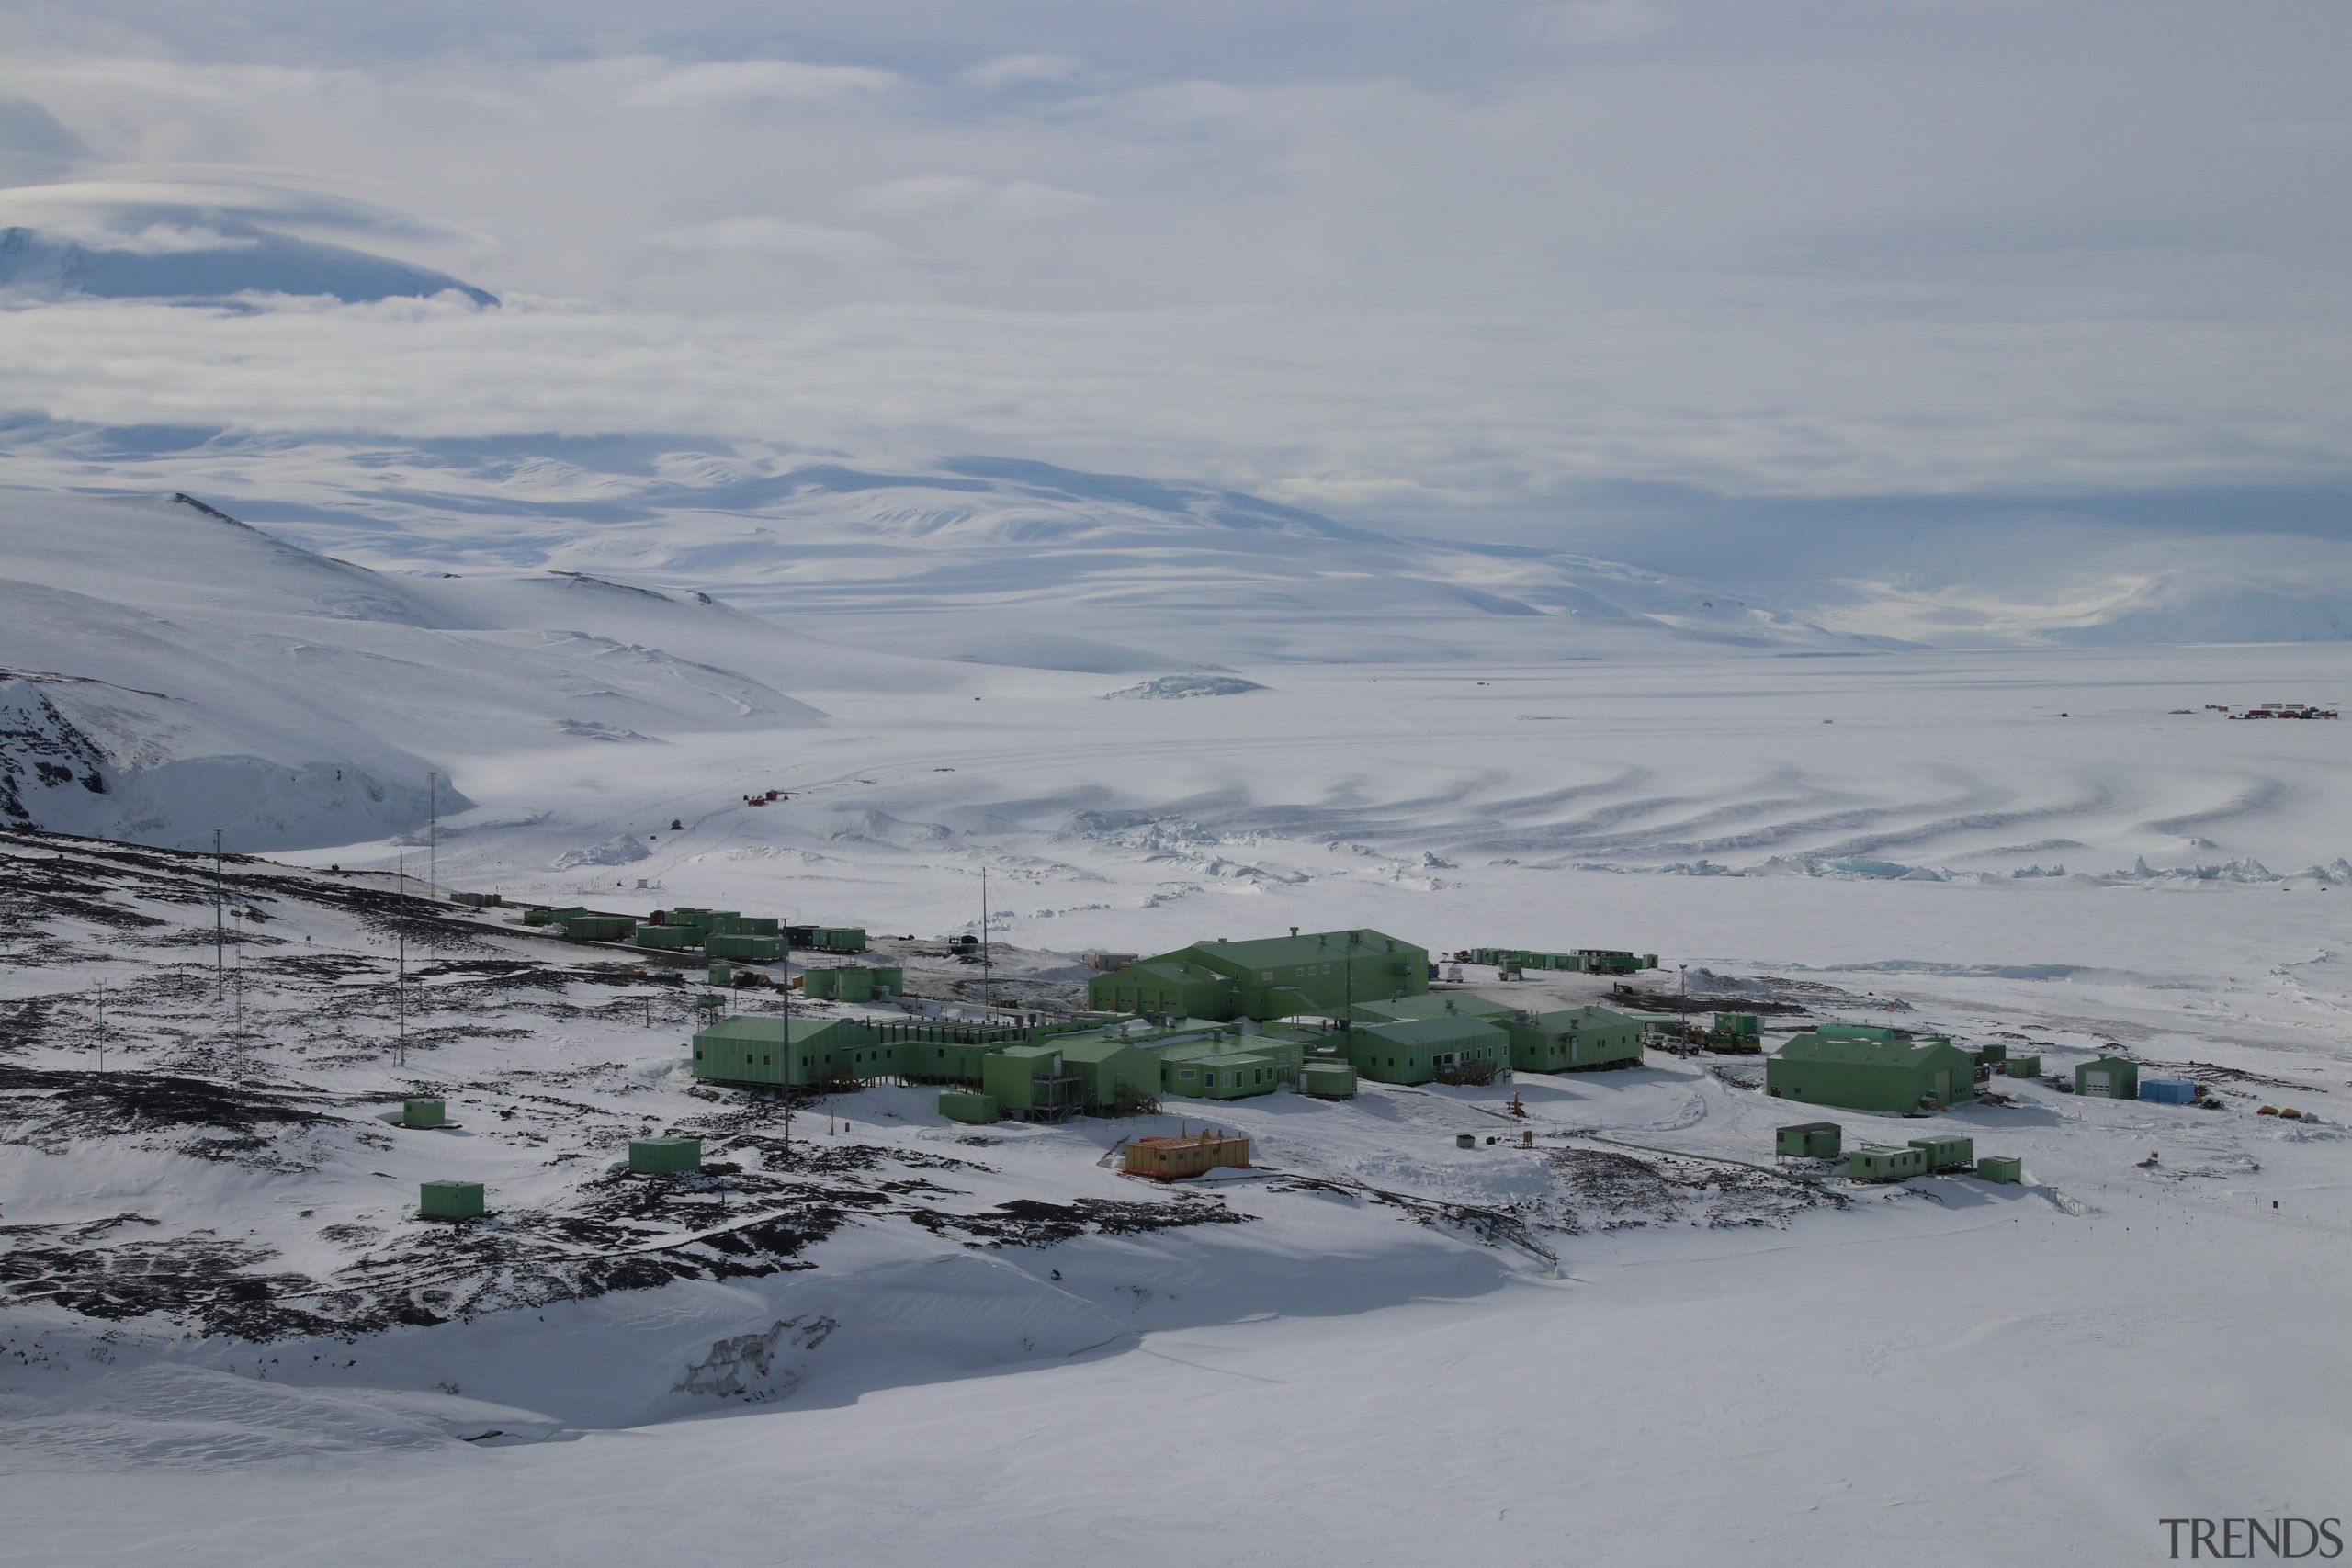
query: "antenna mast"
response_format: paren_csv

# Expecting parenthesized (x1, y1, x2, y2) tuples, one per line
(213, 828, 225, 1001)
(981, 866, 991, 1012)
(427, 771, 439, 905)
(396, 850, 408, 1068)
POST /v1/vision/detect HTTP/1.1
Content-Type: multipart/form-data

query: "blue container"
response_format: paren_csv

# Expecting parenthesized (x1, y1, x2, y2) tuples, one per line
(2140, 1079, 2197, 1105)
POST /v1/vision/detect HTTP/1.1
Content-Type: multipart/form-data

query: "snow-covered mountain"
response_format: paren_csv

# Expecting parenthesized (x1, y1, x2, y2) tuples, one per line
(0, 221, 497, 306)
(0, 491, 847, 850)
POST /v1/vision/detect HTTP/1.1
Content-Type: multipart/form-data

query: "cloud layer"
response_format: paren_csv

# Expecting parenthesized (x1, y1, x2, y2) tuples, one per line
(0, 3, 2348, 528)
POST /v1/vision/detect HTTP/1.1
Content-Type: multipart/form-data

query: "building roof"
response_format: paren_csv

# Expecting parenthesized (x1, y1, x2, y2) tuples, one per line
(1347, 993, 1519, 1025)
(1528, 1004, 1638, 1032)
(1056, 1035, 1151, 1065)
(1774, 1032, 1970, 1066)
(695, 1014, 865, 1045)
(1358, 1015, 1510, 1047)
(1178, 928, 1421, 972)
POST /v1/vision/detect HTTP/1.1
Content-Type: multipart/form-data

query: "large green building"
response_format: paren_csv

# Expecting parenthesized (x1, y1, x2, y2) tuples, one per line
(1090, 928, 1430, 1021)
(1765, 1032, 1977, 1115)
(1510, 1006, 1644, 1073)
(691, 1015, 888, 1087)
(1157, 1031, 1309, 1100)
(1345, 1015, 1510, 1086)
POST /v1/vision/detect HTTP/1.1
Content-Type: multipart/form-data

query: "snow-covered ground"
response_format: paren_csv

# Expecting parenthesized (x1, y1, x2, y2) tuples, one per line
(4, 479, 2350, 1563)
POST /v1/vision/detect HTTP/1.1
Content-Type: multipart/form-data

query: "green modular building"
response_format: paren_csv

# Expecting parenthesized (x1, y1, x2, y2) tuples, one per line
(1765, 1032, 1976, 1114)
(1346, 993, 1519, 1027)
(1346, 1015, 1510, 1086)
(400, 1098, 447, 1129)
(419, 1179, 484, 1219)
(1160, 1047, 1279, 1100)
(1466, 947, 1659, 975)
(629, 1137, 702, 1174)
(1977, 1042, 2008, 1065)
(1510, 1006, 1644, 1074)
(1906, 1133, 1974, 1171)
(2075, 1055, 2140, 1099)
(1090, 928, 1430, 1021)
(980, 1043, 1085, 1121)
(790, 925, 868, 953)
(1849, 1145, 1928, 1183)
(634, 925, 700, 952)
(1056, 1035, 1161, 1113)
(805, 965, 899, 1002)
(1776, 1122, 1843, 1158)
(691, 1015, 888, 1087)
(1976, 1155, 2024, 1184)
(2004, 1054, 2043, 1077)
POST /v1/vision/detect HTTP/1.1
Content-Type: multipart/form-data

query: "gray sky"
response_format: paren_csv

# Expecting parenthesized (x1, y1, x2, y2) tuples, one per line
(1, 1, 2347, 542)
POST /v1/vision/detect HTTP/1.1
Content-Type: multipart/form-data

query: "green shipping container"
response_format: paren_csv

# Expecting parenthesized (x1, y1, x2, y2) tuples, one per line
(628, 1137, 702, 1175)
(1976, 1155, 2024, 1184)
(706, 932, 784, 962)
(739, 916, 780, 937)
(401, 1098, 447, 1129)
(939, 1090, 999, 1125)
(420, 1179, 484, 1219)
(634, 926, 699, 951)
(1978, 1043, 2008, 1065)
(2005, 1054, 2042, 1077)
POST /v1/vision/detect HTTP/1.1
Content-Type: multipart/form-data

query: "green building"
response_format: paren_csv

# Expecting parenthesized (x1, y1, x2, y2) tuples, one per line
(691, 1015, 888, 1087)
(1346, 1015, 1510, 1086)
(1299, 1061, 1358, 1098)
(1849, 1145, 1928, 1183)
(1159, 1046, 1279, 1100)
(419, 1179, 484, 1219)
(2075, 1055, 2139, 1099)
(1057, 1034, 1161, 1114)
(1976, 1155, 2023, 1184)
(1907, 1133, 1973, 1171)
(1765, 1032, 1977, 1114)
(1090, 928, 1430, 1021)
(1776, 1122, 1843, 1158)
(980, 1043, 1086, 1121)
(629, 1137, 702, 1174)
(939, 1089, 998, 1124)
(1510, 1006, 1643, 1073)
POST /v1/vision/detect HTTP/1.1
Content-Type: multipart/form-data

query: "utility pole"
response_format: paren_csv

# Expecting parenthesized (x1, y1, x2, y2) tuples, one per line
(213, 828, 225, 1002)
(95, 991, 105, 1073)
(980, 866, 992, 1013)
(397, 850, 408, 1068)
(426, 772, 439, 905)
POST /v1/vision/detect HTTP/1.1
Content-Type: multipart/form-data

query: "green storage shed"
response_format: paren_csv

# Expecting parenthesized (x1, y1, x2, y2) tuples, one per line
(2075, 1055, 2140, 1099)
(1765, 1032, 1977, 1114)
(629, 1137, 702, 1174)
(1299, 1061, 1358, 1099)
(634, 925, 700, 952)
(1975, 1155, 2023, 1184)
(2005, 1054, 2042, 1078)
(401, 1098, 447, 1130)
(706, 932, 784, 963)
(420, 1179, 484, 1219)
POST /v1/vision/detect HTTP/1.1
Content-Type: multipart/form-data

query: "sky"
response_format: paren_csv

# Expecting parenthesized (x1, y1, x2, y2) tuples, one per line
(0, 1, 2347, 545)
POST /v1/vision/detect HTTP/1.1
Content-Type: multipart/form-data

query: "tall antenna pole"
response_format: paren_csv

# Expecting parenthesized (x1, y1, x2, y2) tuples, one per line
(981, 866, 991, 1013)
(397, 850, 408, 1069)
(427, 772, 438, 904)
(781, 919, 793, 1168)
(95, 990, 106, 1074)
(213, 828, 225, 1001)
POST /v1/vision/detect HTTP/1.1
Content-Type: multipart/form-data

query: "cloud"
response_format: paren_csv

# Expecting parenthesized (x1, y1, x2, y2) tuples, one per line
(854, 175, 992, 216)
(616, 59, 900, 111)
(642, 217, 895, 261)
(961, 54, 1084, 91)
(854, 175, 1097, 220)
